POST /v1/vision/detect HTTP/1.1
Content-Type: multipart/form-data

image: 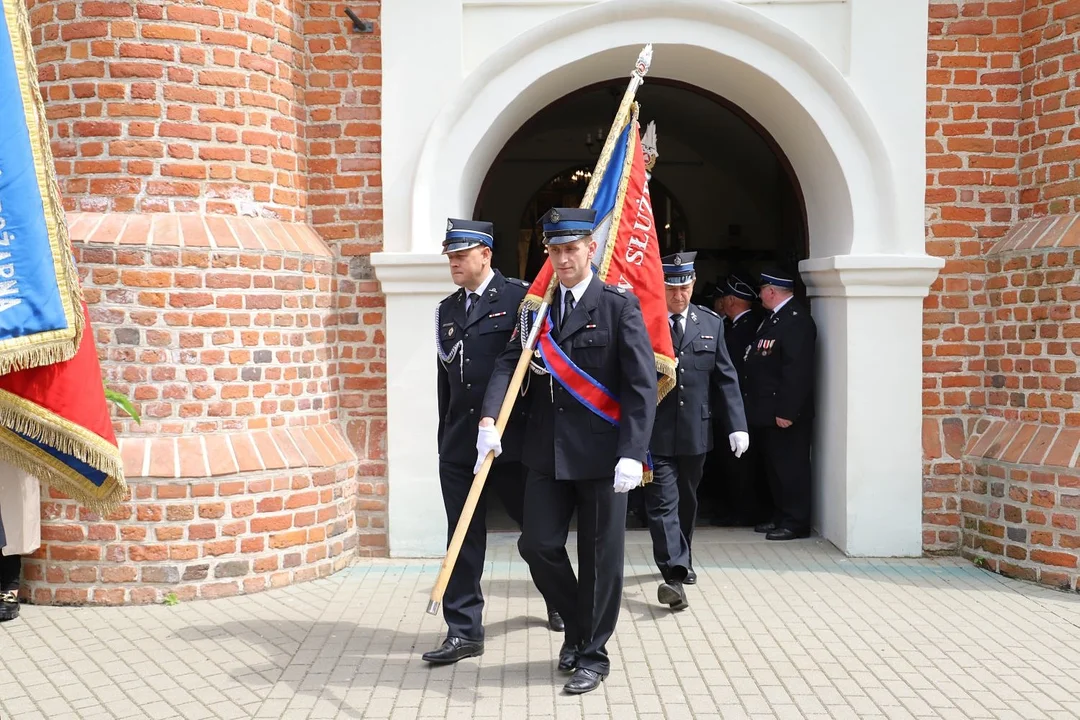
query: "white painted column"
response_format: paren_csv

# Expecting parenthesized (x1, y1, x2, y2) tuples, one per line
(801, 255, 942, 557)
(369, 254, 455, 557)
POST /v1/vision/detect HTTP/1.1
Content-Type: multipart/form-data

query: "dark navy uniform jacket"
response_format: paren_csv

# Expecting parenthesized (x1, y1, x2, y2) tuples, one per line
(724, 308, 762, 376)
(651, 304, 747, 457)
(740, 299, 817, 428)
(483, 275, 657, 481)
(436, 270, 530, 466)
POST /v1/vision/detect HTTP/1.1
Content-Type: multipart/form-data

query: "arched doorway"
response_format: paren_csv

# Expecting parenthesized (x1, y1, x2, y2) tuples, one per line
(471, 80, 812, 531)
(472, 79, 809, 294)
(373, 0, 942, 558)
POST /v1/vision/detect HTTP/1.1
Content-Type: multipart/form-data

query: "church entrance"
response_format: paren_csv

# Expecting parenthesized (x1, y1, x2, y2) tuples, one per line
(472, 79, 809, 531)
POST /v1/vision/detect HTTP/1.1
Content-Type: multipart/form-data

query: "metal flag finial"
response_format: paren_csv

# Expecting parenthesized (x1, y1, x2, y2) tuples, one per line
(634, 44, 653, 79)
(641, 120, 659, 173)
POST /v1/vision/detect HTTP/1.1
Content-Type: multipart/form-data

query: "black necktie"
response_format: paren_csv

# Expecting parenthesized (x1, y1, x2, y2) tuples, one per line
(561, 290, 575, 330)
(671, 313, 683, 347)
(467, 292, 481, 321)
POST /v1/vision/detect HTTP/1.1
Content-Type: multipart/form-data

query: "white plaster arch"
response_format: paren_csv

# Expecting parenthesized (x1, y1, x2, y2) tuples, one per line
(373, 0, 943, 558)
(408, 0, 900, 260)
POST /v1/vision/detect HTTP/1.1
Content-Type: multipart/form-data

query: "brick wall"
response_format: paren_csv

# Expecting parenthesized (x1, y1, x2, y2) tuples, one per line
(302, 1, 386, 541)
(28, 0, 310, 221)
(925, 0, 1080, 590)
(924, 0, 1022, 551)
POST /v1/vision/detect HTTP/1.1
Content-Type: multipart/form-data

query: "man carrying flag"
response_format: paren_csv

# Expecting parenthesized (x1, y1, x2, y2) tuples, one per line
(479, 207, 657, 694)
(429, 45, 672, 694)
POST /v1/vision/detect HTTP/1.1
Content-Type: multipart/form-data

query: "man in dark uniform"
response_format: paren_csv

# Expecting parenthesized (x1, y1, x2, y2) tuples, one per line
(424, 218, 562, 666)
(645, 253, 748, 611)
(741, 267, 817, 541)
(479, 207, 657, 695)
(711, 273, 771, 527)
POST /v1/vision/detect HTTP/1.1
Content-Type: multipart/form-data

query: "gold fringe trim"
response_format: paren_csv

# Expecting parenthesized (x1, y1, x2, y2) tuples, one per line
(0, 428, 125, 514)
(0, 389, 125, 512)
(0, 0, 85, 375)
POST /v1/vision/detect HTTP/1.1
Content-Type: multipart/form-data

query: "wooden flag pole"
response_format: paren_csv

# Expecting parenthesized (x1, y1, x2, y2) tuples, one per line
(426, 44, 654, 617)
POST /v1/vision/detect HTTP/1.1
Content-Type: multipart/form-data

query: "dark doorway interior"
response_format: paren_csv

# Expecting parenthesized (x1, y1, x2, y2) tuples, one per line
(473, 79, 808, 531)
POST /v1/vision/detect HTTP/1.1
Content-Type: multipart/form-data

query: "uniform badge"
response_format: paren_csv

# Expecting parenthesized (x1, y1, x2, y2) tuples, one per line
(585, 323, 597, 329)
(701, 335, 714, 340)
(674, 254, 683, 265)
(447, 220, 453, 231)
(487, 311, 507, 318)
(690, 311, 697, 323)
(550, 209, 560, 223)
(447, 326, 455, 337)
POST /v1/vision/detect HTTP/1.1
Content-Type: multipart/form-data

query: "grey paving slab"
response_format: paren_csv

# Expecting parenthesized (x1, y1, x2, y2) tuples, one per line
(0, 529, 1078, 719)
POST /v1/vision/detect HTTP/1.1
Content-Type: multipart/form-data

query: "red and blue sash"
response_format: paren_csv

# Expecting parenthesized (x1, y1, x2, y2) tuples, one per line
(532, 312, 654, 475)
(535, 313, 620, 425)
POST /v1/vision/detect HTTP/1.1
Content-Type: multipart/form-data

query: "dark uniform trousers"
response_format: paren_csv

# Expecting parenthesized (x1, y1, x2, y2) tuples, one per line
(646, 305, 746, 578)
(741, 299, 817, 534)
(519, 471, 627, 675)
(439, 459, 545, 642)
(484, 276, 658, 677)
(756, 421, 812, 531)
(436, 270, 554, 641)
(714, 308, 771, 523)
(644, 454, 704, 581)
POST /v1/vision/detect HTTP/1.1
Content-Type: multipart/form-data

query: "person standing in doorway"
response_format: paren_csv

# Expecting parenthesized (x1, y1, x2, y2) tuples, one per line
(741, 267, 817, 541)
(480, 207, 657, 694)
(424, 218, 563, 666)
(711, 273, 772, 527)
(644, 253, 748, 610)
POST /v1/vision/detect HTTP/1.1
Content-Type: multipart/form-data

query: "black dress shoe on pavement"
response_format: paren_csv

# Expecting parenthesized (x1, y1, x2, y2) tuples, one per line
(557, 642, 578, 673)
(563, 667, 605, 694)
(684, 569, 697, 585)
(421, 637, 484, 664)
(766, 527, 810, 541)
(754, 521, 776, 533)
(547, 610, 565, 632)
(0, 591, 19, 622)
(657, 581, 689, 610)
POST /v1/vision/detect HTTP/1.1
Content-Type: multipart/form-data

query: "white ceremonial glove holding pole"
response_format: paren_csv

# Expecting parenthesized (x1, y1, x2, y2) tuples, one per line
(613, 457, 643, 493)
(729, 431, 750, 459)
(474, 422, 503, 474)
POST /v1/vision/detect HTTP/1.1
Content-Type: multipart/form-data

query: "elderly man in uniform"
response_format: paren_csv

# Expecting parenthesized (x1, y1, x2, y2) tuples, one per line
(645, 253, 748, 610)
(711, 273, 771, 527)
(425, 218, 562, 666)
(479, 207, 657, 694)
(741, 267, 817, 541)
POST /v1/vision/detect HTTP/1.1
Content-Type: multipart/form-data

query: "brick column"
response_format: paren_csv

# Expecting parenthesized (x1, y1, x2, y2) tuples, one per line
(20, 0, 386, 603)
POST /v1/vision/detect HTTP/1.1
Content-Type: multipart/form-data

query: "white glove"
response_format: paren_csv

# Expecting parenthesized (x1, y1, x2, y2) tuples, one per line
(473, 424, 503, 474)
(729, 431, 750, 459)
(613, 457, 643, 493)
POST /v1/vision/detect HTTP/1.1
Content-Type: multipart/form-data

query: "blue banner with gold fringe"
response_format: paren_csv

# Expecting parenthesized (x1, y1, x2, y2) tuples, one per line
(0, 0, 84, 373)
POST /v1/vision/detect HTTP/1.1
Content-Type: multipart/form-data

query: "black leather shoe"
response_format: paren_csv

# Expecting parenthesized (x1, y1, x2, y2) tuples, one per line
(547, 610, 565, 632)
(421, 637, 484, 664)
(563, 667, 605, 694)
(557, 642, 578, 673)
(766, 527, 810, 541)
(684, 569, 697, 585)
(657, 581, 688, 610)
(0, 591, 19, 622)
(754, 522, 776, 533)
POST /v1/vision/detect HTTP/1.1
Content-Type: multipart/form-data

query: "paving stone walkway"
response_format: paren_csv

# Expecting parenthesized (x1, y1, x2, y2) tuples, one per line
(2, 528, 1080, 719)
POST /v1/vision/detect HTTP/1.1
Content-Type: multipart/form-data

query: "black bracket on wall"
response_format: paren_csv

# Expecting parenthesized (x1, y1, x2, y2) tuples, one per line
(344, 8, 375, 33)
